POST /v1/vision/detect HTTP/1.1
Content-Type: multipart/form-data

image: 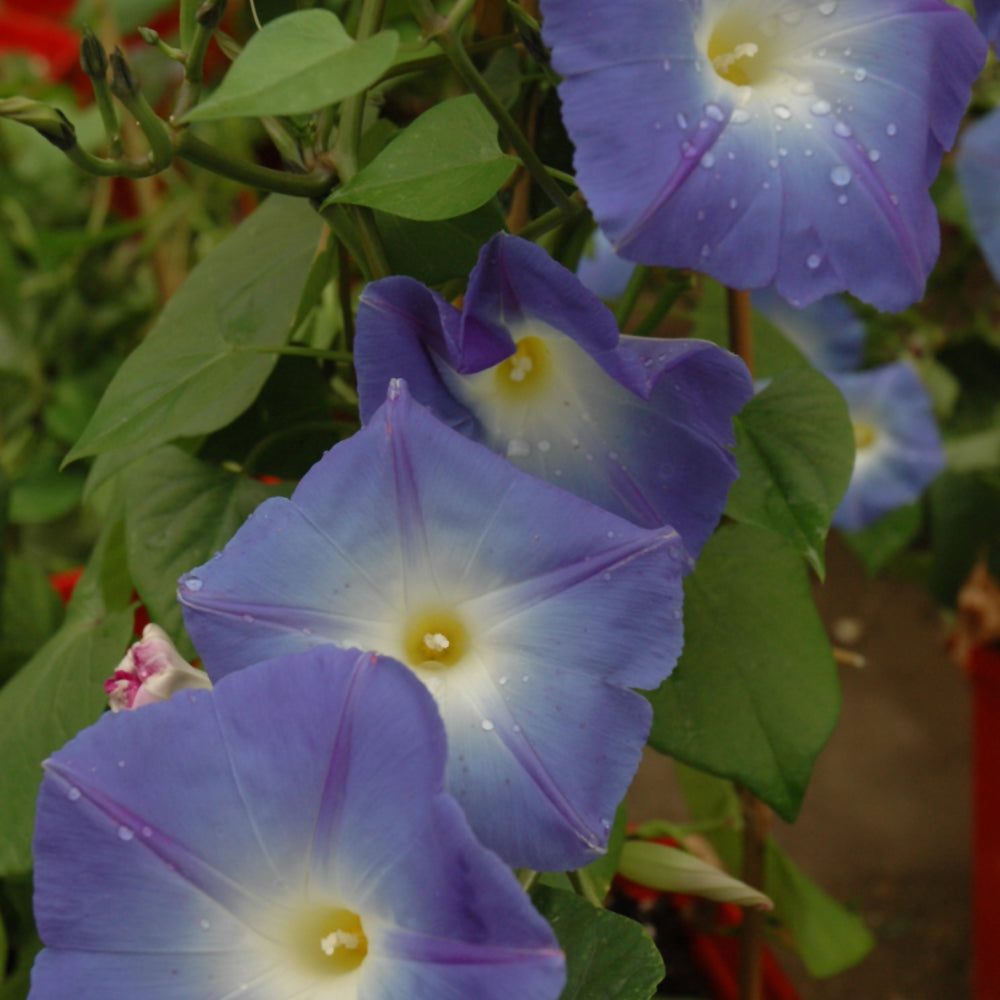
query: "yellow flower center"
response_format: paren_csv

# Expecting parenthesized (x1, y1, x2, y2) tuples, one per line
(853, 421, 877, 452)
(494, 336, 552, 402)
(707, 14, 776, 87)
(402, 609, 469, 669)
(294, 907, 368, 975)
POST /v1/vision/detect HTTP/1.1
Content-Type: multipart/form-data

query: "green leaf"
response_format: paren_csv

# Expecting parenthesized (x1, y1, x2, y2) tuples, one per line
(725, 368, 855, 578)
(124, 448, 287, 659)
(765, 839, 874, 977)
(532, 887, 664, 1000)
(646, 523, 841, 822)
(324, 95, 518, 221)
(8, 471, 85, 524)
(376, 201, 507, 285)
(66, 196, 324, 462)
(183, 10, 399, 122)
(674, 765, 874, 977)
(0, 554, 65, 685)
(0, 520, 134, 875)
(841, 502, 922, 576)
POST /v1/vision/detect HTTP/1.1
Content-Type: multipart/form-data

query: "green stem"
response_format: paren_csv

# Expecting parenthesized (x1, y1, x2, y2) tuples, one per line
(375, 34, 519, 85)
(515, 193, 585, 242)
(91, 79, 123, 158)
(409, 0, 574, 213)
(613, 264, 649, 329)
(631, 271, 690, 338)
(175, 132, 334, 197)
(445, 0, 478, 32)
(63, 143, 160, 178)
(567, 868, 604, 908)
(173, 0, 228, 121)
(516, 869, 540, 892)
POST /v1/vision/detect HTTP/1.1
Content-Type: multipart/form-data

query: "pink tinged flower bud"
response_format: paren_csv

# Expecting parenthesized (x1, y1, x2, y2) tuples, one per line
(104, 624, 212, 712)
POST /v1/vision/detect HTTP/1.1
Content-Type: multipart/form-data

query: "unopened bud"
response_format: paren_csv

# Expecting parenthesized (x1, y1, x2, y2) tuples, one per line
(196, 0, 228, 30)
(0, 98, 76, 150)
(80, 28, 109, 80)
(109, 46, 140, 102)
(104, 624, 212, 712)
(137, 26, 161, 45)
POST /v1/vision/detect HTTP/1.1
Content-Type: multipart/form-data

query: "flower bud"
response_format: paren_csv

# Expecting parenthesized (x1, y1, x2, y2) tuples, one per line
(109, 46, 140, 102)
(0, 98, 76, 151)
(104, 624, 212, 712)
(196, 0, 228, 30)
(80, 28, 109, 81)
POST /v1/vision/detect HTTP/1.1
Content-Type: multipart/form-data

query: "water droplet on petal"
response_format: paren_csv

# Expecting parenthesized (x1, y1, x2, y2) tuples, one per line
(833, 121, 852, 138)
(886, 122, 898, 136)
(200, 919, 211, 930)
(676, 111, 689, 129)
(67, 787, 81, 801)
(868, 148, 881, 162)
(481, 719, 495, 732)
(117, 826, 134, 842)
(185, 577, 203, 592)
(853, 68, 867, 82)
(506, 439, 530, 458)
(773, 104, 792, 120)
(731, 109, 750, 124)
(806, 253, 823, 270)
(818, 0, 837, 13)
(810, 100, 831, 116)
(830, 164, 852, 187)
(704, 103, 725, 123)
(700, 152, 715, 168)
(537, 440, 551, 453)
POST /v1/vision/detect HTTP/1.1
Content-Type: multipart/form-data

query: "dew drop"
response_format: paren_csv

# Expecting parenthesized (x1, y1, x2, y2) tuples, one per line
(853, 68, 867, 82)
(768, 157, 779, 169)
(117, 826, 134, 842)
(537, 440, 551, 453)
(806, 253, 822, 270)
(142, 826, 153, 838)
(868, 148, 881, 163)
(506, 439, 530, 458)
(704, 102, 726, 123)
(837, 193, 849, 205)
(830, 164, 852, 187)
(117, 760, 125, 768)
(700, 244, 711, 259)
(833, 121, 852, 138)
(521, 675, 530, 683)
(241, 613, 254, 623)
(200, 919, 211, 930)
(185, 577, 203, 592)
(731, 109, 751, 125)
(67, 787, 81, 801)
(700, 152, 715, 168)
(499, 675, 508, 685)
(602, 572, 612, 582)
(662, 58, 671, 71)
(772, 104, 792, 120)
(481, 719, 495, 732)
(810, 99, 831, 116)
(886, 122, 898, 136)
(676, 111, 689, 129)
(729, 197, 738, 209)
(818, 0, 837, 13)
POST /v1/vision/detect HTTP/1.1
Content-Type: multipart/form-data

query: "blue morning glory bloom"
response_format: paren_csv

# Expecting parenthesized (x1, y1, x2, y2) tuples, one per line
(829, 362, 944, 530)
(30, 647, 566, 1000)
(752, 288, 865, 372)
(576, 229, 638, 300)
(540, 0, 986, 311)
(956, 107, 1000, 284)
(975, 0, 1000, 43)
(179, 380, 688, 871)
(354, 234, 752, 559)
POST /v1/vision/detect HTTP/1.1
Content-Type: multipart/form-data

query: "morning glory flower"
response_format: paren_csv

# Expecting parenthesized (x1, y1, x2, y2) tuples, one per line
(752, 288, 865, 372)
(975, 0, 1000, 43)
(576, 229, 638, 300)
(539, 0, 986, 311)
(956, 107, 1000, 284)
(31, 646, 566, 1000)
(829, 362, 944, 530)
(179, 379, 688, 871)
(104, 624, 212, 712)
(354, 234, 753, 558)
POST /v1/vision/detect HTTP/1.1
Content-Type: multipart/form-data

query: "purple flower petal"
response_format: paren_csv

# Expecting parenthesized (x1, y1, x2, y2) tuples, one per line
(576, 230, 639, 300)
(540, 0, 986, 311)
(179, 380, 688, 870)
(356, 234, 752, 557)
(752, 288, 866, 371)
(956, 107, 1000, 284)
(976, 0, 1000, 42)
(31, 648, 564, 1000)
(829, 362, 945, 529)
